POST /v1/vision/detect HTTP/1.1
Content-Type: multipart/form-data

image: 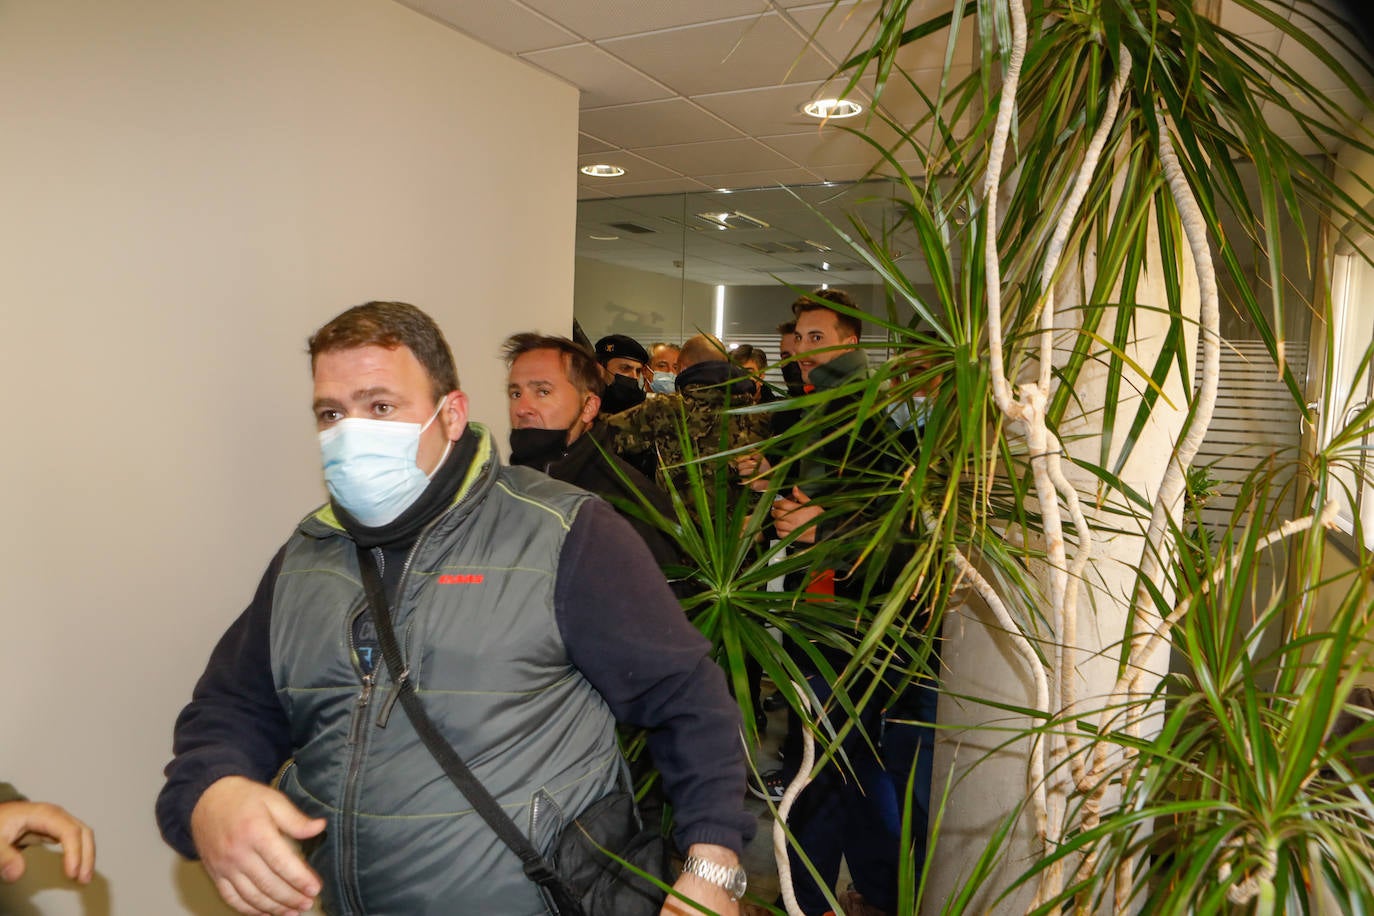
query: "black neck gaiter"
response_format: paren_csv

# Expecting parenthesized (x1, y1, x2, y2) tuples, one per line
(509, 427, 571, 471)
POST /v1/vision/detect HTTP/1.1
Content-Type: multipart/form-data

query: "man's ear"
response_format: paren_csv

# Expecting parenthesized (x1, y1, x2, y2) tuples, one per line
(580, 392, 601, 425)
(441, 390, 469, 441)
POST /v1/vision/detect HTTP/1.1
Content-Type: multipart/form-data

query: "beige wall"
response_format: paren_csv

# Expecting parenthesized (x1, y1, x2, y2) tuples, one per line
(0, 1, 576, 913)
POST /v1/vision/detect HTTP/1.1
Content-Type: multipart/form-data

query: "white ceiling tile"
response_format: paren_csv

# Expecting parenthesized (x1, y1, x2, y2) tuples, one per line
(636, 138, 799, 175)
(1263, 87, 1370, 151)
(578, 133, 616, 155)
(758, 131, 877, 170)
(578, 149, 682, 181)
(601, 13, 837, 96)
(579, 99, 742, 148)
(697, 167, 823, 189)
(891, 12, 979, 73)
(400, 0, 578, 54)
(1271, 27, 1374, 99)
(1218, 1, 1284, 38)
(520, 0, 769, 41)
(522, 43, 674, 108)
(583, 177, 716, 198)
(692, 81, 877, 137)
(784, 1, 883, 63)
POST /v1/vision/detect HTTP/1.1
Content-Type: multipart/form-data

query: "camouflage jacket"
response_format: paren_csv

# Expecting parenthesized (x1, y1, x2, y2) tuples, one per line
(606, 360, 769, 499)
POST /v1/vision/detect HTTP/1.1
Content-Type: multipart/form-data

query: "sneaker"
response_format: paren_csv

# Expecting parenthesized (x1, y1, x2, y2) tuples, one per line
(747, 768, 789, 803)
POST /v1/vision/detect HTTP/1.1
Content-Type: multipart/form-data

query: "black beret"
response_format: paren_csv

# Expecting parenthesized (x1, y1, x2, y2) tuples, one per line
(593, 334, 649, 366)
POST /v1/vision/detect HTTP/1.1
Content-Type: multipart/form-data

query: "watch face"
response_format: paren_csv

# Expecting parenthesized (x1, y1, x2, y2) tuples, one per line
(729, 868, 748, 899)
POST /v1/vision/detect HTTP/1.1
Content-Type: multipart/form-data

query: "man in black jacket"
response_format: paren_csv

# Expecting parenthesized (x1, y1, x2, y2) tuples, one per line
(504, 332, 679, 570)
(769, 289, 936, 916)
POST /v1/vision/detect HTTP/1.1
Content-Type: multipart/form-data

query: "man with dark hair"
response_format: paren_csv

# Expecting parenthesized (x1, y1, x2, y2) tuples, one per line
(157, 302, 752, 916)
(728, 344, 772, 404)
(594, 333, 652, 415)
(504, 332, 678, 568)
(789, 288, 862, 390)
(768, 289, 936, 916)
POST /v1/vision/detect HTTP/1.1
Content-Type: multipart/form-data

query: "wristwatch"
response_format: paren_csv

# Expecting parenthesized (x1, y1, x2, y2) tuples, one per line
(681, 854, 748, 901)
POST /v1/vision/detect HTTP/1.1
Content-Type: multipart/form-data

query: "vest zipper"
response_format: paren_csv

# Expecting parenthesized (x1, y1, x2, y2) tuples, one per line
(338, 546, 385, 916)
(340, 668, 375, 915)
(338, 511, 453, 912)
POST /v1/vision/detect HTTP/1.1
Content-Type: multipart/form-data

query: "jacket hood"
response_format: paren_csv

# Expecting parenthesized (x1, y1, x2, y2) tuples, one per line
(807, 348, 871, 391)
(676, 360, 756, 400)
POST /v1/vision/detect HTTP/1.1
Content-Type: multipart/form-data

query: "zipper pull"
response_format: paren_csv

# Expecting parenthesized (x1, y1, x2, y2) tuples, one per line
(348, 674, 375, 746)
(376, 684, 402, 729)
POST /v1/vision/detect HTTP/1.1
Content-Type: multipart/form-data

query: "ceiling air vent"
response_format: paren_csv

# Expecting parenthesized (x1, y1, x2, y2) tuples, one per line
(742, 241, 804, 254)
(694, 210, 771, 230)
(606, 221, 657, 234)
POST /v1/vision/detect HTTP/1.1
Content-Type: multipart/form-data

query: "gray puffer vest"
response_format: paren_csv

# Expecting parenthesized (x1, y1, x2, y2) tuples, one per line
(270, 429, 621, 915)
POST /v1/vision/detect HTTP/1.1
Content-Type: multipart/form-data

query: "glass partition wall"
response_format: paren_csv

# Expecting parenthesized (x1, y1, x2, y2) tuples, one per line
(573, 180, 930, 382)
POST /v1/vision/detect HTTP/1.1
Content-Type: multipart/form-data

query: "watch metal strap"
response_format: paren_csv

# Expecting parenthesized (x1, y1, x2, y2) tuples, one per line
(681, 854, 746, 900)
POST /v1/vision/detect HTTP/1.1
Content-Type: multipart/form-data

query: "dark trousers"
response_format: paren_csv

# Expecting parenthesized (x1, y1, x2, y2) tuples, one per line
(783, 672, 937, 915)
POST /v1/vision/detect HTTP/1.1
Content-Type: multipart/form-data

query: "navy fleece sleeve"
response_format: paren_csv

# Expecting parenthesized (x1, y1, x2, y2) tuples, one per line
(555, 500, 756, 855)
(155, 547, 293, 860)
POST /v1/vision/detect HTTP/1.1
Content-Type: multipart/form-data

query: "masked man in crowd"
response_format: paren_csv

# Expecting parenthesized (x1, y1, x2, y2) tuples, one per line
(505, 332, 679, 570)
(156, 302, 753, 916)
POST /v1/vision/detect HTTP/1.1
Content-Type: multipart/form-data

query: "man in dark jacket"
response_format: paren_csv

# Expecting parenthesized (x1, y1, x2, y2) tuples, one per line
(504, 332, 680, 570)
(156, 302, 752, 916)
(770, 289, 936, 916)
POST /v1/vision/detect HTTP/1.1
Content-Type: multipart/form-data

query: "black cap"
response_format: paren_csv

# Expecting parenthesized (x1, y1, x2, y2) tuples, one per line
(594, 334, 649, 366)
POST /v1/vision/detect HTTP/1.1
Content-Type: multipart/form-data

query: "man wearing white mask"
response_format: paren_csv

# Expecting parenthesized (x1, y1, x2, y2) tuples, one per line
(156, 302, 751, 916)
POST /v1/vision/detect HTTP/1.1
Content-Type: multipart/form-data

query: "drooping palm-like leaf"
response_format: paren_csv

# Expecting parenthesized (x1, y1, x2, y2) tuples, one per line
(733, 0, 1374, 911)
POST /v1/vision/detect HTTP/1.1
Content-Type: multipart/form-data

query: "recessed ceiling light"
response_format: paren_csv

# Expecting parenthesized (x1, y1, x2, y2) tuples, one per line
(580, 164, 626, 178)
(588, 234, 620, 241)
(802, 98, 863, 119)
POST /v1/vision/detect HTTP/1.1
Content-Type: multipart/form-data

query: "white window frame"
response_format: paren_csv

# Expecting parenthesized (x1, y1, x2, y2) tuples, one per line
(1323, 223, 1374, 551)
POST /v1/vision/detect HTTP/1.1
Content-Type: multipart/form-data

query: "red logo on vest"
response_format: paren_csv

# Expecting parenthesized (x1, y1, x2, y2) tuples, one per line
(438, 573, 484, 585)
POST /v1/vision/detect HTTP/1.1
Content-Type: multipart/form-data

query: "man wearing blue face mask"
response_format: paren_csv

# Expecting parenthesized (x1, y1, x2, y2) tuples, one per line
(648, 341, 680, 396)
(156, 302, 753, 916)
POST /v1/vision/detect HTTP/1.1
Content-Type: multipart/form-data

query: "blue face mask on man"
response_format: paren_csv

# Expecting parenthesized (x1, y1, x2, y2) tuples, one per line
(649, 371, 677, 395)
(318, 398, 451, 527)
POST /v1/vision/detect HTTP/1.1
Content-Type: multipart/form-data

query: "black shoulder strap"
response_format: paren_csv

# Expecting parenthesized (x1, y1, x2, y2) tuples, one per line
(354, 545, 577, 911)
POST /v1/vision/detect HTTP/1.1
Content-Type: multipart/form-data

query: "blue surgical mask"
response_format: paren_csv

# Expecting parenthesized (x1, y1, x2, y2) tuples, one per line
(318, 398, 451, 527)
(650, 371, 677, 395)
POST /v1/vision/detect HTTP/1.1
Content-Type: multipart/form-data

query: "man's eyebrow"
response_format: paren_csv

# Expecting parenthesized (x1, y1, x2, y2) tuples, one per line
(351, 386, 403, 401)
(311, 387, 402, 412)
